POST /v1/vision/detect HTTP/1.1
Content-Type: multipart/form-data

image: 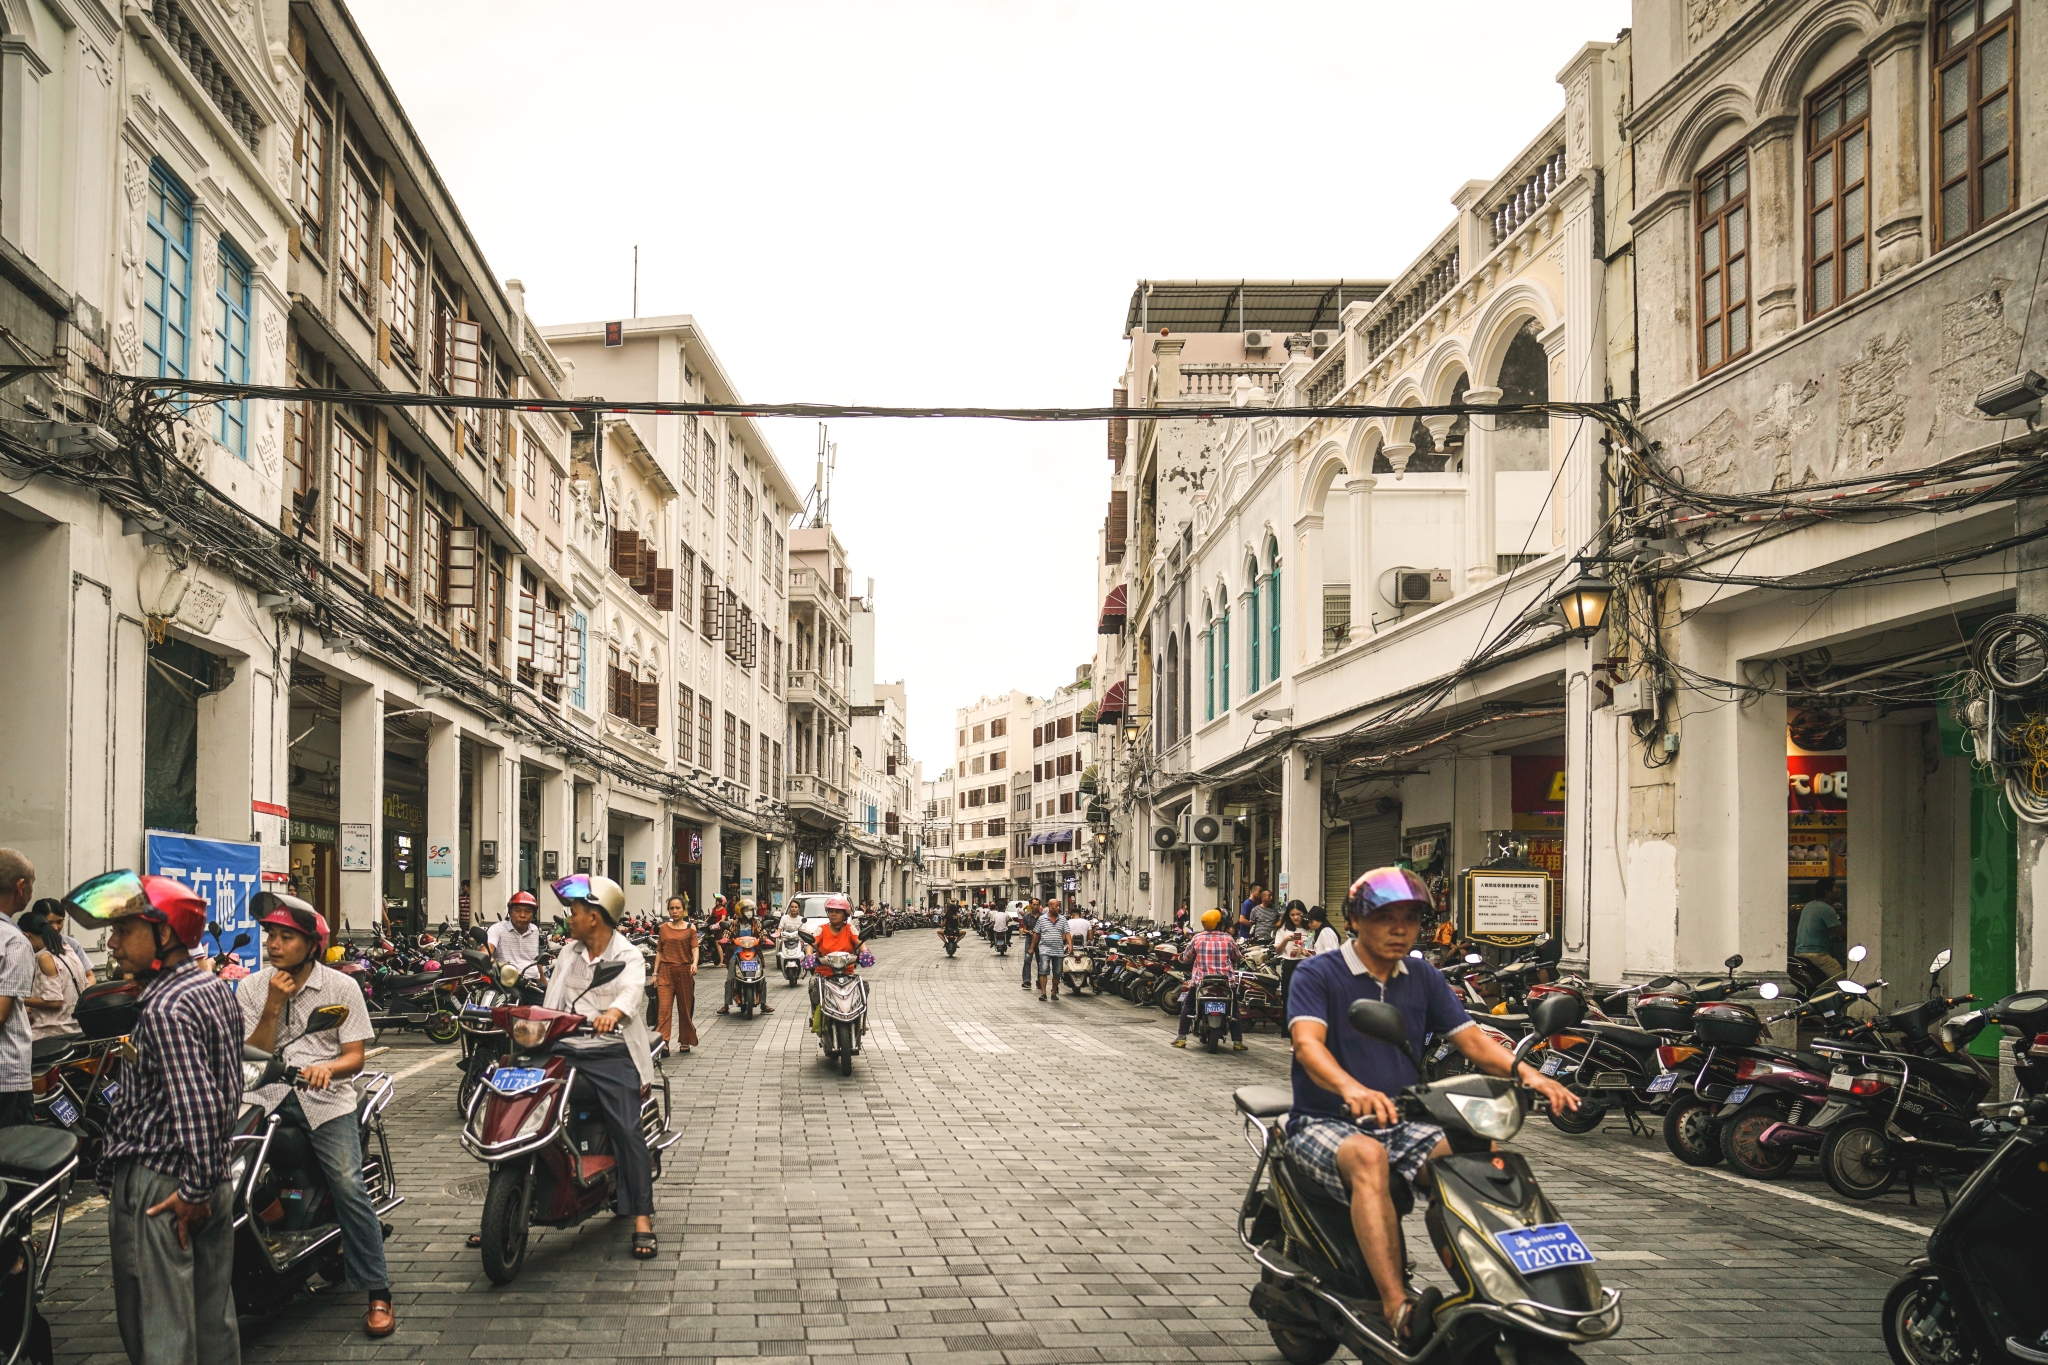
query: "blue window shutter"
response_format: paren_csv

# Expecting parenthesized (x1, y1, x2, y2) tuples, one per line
(570, 612, 588, 709)
(144, 164, 193, 380)
(215, 243, 252, 458)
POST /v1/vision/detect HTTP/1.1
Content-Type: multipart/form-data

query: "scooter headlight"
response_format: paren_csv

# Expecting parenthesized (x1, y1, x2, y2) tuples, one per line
(1446, 1089, 1524, 1141)
(512, 1098, 551, 1142)
(1454, 1227, 1524, 1302)
(511, 1018, 553, 1049)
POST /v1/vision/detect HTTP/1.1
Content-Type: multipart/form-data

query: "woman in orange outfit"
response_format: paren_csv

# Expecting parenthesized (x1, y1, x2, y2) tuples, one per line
(653, 896, 698, 1051)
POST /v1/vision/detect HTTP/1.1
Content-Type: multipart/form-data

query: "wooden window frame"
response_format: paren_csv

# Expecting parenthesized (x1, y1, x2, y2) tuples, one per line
(1695, 147, 1753, 376)
(1806, 64, 1872, 319)
(143, 164, 193, 380)
(421, 499, 448, 628)
(213, 243, 253, 458)
(285, 387, 318, 520)
(677, 683, 695, 761)
(723, 711, 739, 780)
(330, 418, 370, 570)
(1932, 0, 2019, 251)
(295, 88, 330, 250)
(337, 153, 374, 312)
(388, 225, 423, 358)
(380, 461, 416, 601)
(698, 696, 714, 771)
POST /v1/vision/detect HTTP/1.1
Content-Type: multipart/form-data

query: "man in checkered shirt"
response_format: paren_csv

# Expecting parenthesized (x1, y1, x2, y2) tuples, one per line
(1172, 909, 1245, 1049)
(63, 871, 243, 1365)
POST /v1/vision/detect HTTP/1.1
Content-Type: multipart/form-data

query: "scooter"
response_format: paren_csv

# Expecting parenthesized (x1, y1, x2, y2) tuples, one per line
(226, 1004, 402, 1311)
(1064, 941, 1096, 995)
(1239, 992, 1621, 1365)
(0, 1124, 81, 1365)
(458, 962, 679, 1285)
(1191, 972, 1235, 1053)
(778, 929, 803, 987)
(456, 956, 548, 1117)
(811, 949, 872, 1076)
(729, 933, 767, 1019)
(990, 920, 1010, 957)
(942, 928, 960, 959)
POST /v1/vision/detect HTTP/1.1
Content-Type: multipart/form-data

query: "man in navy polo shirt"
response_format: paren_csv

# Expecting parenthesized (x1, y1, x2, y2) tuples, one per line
(1284, 866, 1579, 1352)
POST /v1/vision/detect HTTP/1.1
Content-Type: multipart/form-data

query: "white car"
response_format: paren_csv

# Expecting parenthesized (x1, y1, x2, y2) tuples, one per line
(792, 892, 861, 942)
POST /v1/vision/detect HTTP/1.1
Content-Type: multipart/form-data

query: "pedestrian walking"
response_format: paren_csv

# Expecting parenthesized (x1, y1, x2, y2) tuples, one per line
(62, 869, 244, 1365)
(1019, 900, 1040, 990)
(653, 897, 698, 1051)
(1237, 883, 1263, 940)
(0, 848, 45, 1124)
(1031, 902, 1069, 1002)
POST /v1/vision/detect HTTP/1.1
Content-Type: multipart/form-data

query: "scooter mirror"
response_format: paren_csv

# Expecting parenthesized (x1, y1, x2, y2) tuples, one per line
(1758, 982, 1781, 1000)
(589, 960, 627, 989)
(304, 1003, 351, 1034)
(1528, 992, 1584, 1038)
(1930, 948, 1952, 974)
(207, 921, 223, 938)
(1724, 953, 1744, 971)
(1534, 932, 1552, 946)
(1848, 944, 1868, 964)
(231, 932, 251, 949)
(1347, 999, 1413, 1052)
(1837, 979, 1869, 995)
(1464, 952, 1484, 964)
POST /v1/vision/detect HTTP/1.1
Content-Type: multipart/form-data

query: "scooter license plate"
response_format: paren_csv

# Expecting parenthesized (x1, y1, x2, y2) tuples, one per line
(490, 1067, 547, 1094)
(1494, 1222, 1598, 1275)
(1726, 1083, 1754, 1105)
(1647, 1072, 1679, 1094)
(49, 1096, 79, 1127)
(1204, 1002, 1228, 1014)
(1540, 1053, 1566, 1077)
(100, 1081, 121, 1104)
(1431, 1043, 1451, 1062)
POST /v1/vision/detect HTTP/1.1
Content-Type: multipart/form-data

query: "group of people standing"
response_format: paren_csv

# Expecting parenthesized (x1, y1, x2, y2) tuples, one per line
(1168, 885, 1345, 1051)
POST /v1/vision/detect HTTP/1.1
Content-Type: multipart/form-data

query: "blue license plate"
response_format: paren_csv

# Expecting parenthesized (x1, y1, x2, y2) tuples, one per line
(100, 1082, 121, 1104)
(1647, 1072, 1678, 1094)
(491, 1067, 547, 1094)
(1204, 1002, 1227, 1014)
(1494, 1222, 1598, 1276)
(1540, 1053, 1569, 1077)
(1431, 1043, 1451, 1062)
(49, 1096, 78, 1127)
(1726, 1083, 1754, 1105)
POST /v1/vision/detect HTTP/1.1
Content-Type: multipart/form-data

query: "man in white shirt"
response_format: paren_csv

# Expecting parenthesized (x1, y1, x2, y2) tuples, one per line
(1066, 909, 1092, 946)
(486, 892, 543, 982)
(544, 874, 658, 1259)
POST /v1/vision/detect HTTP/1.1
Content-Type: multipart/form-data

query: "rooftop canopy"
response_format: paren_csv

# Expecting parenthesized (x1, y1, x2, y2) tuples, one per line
(1123, 280, 1389, 337)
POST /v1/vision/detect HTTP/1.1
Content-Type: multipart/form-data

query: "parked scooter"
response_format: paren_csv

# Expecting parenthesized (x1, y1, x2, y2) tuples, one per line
(458, 962, 678, 1285)
(0, 1124, 81, 1365)
(1064, 941, 1096, 995)
(1239, 992, 1621, 1365)
(811, 949, 872, 1076)
(1543, 955, 1747, 1138)
(227, 1004, 402, 1310)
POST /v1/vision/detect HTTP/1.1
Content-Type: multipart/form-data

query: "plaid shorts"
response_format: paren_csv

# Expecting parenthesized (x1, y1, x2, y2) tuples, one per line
(1283, 1115, 1444, 1202)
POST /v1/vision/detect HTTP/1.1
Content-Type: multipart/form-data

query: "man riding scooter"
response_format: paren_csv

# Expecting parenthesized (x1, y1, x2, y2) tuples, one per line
(239, 892, 394, 1338)
(1282, 868, 1582, 1352)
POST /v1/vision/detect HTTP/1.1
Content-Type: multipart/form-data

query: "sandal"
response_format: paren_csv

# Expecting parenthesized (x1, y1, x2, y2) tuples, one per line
(1391, 1287, 1442, 1353)
(466, 1233, 481, 1248)
(716, 1006, 730, 1015)
(631, 1232, 658, 1259)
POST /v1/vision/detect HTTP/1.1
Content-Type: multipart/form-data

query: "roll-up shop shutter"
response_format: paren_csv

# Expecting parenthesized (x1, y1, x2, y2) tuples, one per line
(1350, 807, 1402, 883)
(1322, 829, 1352, 911)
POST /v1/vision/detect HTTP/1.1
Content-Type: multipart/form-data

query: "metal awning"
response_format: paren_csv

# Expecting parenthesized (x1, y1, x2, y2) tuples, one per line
(1123, 280, 1390, 337)
(1098, 583, 1128, 634)
(1097, 680, 1127, 721)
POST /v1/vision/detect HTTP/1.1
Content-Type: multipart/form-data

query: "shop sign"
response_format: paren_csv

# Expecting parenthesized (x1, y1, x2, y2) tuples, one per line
(1522, 836, 1563, 881)
(1464, 870, 1550, 939)
(383, 794, 423, 826)
(682, 829, 703, 864)
(146, 831, 261, 969)
(290, 818, 338, 845)
(253, 800, 290, 883)
(426, 842, 453, 879)
(339, 823, 373, 872)
(1787, 755, 1847, 812)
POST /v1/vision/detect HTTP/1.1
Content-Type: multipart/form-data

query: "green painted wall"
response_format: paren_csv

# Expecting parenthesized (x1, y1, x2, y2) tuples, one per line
(1968, 767, 2017, 1058)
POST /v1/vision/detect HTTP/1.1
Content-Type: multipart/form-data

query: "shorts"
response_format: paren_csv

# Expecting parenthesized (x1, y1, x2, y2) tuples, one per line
(1040, 953, 1065, 974)
(1283, 1115, 1444, 1202)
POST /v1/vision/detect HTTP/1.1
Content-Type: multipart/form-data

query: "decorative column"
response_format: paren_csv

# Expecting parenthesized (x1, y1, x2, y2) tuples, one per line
(423, 716, 460, 925)
(336, 683, 384, 935)
(1866, 18, 1928, 278)
(1746, 115, 1800, 347)
(701, 822, 724, 906)
(1344, 476, 1377, 631)
(474, 741, 516, 915)
(1380, 443, 1415, 479)
(194, 654, 255, 843)
(1462, 386, 1503, 584)
(1293, 511, 1325, 665)
(1279, 747, 1322, 910)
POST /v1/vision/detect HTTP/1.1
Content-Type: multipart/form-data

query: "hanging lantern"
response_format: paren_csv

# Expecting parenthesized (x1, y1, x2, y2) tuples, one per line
(1551, 570, 1612, 639)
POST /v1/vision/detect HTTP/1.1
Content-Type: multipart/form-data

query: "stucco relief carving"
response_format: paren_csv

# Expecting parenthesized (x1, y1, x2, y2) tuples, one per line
(116, 155, 148, 371)
(1687, 0, 1749, 47)
(1567, 79, 1591, 166)
(1925, 281, 2024, 441)
(254, 432, 279, 478)
(1836, 333, 1912, 471)
(1675, 407, 1743, 487)
(1752, 380, 1822, 489)
(262, 309, 285, 357)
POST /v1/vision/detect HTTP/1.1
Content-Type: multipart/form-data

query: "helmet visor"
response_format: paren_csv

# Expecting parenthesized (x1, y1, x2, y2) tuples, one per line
(549, 874, 593, 907)
(1349, 867, 1430, 915)
(61, 869, 148, 927)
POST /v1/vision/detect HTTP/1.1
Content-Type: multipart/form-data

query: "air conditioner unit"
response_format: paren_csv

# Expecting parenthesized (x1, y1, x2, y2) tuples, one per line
(1152, 825, 1179, 851)
(1190, 814, 1242, 847)
(1310, 330, 1335, 352)
(1393, 568, 1454, 607)
(1243, 330, 1269, 352)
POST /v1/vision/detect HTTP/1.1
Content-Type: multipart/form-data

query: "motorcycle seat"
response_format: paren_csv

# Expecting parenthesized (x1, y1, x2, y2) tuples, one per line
(1583, 1023, 1663, 1053)
(573, 1152, 615, 1184)
(30, 1038, 83, 1070)
(0, 1125, 79, 1184)
(378, 972, 440, 992)
(1233, 1086, 1294, 1119)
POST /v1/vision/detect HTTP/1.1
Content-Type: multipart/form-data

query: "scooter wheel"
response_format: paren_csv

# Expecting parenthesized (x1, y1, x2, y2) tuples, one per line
(1203, 1030, 1220, 1054)
(1661, 1094, 1723, 1167)
(1882, 1271, 1968, 1365)
(479, 1165, 531, 1285)
(1819, 1119, 1898, 1199)
(1546, 1090, 1609, 1136)
(425, 1012, 461, 1046)
(1266, 1324, 1339, 1365)
(1719, 1101, 1796, 1179)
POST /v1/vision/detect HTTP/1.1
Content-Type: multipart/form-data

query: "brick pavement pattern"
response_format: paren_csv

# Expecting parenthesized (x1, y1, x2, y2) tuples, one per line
(38, 933, 1936, 1363)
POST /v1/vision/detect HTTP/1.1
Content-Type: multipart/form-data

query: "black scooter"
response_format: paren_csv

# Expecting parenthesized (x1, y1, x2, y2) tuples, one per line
(1239, 992, 1621, 1365)
(1881, 1003, 2048, 1365)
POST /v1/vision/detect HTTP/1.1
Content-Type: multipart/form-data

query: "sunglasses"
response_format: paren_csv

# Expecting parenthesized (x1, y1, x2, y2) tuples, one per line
(61, 869, 147, 925)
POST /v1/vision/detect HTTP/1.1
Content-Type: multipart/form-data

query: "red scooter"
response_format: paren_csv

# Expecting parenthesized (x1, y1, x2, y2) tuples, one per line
(458, 965, 678, 1284)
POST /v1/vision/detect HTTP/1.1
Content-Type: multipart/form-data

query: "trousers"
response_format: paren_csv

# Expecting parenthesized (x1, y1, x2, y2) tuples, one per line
(108, 1162, 239, 1365)
(567, 1043, 655, 1218)
(653, 964, 697, 1046)
(276, 1094, 388, 1295)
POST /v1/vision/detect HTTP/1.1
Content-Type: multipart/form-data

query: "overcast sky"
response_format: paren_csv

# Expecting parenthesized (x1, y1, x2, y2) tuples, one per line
(348, 0, 1632, 771)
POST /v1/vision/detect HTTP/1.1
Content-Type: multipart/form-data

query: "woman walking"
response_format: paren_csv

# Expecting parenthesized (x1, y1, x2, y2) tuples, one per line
(653, 896, 699, 1051)
(1273, 902, 1310, 1010)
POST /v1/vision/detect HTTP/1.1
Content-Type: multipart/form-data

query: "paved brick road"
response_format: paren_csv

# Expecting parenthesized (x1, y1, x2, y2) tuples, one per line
(40, 934, 1934, 1364)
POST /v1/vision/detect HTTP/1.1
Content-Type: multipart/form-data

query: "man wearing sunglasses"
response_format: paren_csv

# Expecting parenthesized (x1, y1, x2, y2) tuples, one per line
(241, 893, 392, 1338)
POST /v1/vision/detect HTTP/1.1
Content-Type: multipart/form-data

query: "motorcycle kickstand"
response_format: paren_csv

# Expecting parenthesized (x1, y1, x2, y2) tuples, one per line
(1623, 1103, 1650, 1139)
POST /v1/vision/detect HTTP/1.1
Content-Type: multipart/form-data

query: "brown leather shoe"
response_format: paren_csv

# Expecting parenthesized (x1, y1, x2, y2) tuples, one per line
(365, 1300, 396, 1338)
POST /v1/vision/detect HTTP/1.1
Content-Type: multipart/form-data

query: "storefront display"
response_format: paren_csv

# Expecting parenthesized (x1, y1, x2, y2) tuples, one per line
(1787, 710, 1848, 946)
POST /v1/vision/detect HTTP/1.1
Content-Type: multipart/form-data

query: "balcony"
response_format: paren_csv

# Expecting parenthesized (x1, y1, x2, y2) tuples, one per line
(788, 567, 849, 626)
(786, 772, 849, 825)
(787, 667, 850, 720)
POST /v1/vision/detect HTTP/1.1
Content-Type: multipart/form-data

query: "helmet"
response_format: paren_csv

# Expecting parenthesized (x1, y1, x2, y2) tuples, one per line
(323, 945, 347, 964)
(253, 890, 329, 954)
(507, 891, 538, 911)
(549, 873, 627, 926)
(60, 870, 208, 959)
(824, 895, 851, 916)
(1199, 909, 1223, 930)
(737, 898, 755, 916)
(1347, 866, 1433, 919)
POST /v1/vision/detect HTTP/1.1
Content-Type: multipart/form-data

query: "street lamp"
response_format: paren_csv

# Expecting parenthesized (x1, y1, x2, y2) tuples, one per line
(1550, 568, 1612, 639)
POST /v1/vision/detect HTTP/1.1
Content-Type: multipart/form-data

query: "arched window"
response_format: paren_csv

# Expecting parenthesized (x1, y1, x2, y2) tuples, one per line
(1246, 560, 1261, 692)
(1266, 536, 1282, 682)
(1203, 599, 1215, 722)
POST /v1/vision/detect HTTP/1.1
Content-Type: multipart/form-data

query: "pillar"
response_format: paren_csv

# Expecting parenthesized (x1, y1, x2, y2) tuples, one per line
(475, 741, 515, 919)
(2013, 498, 2048, 993)
(423, 717, 460, 926)
(1462, 387, 1503, 584)
(1279, 747, 1322, 911)
(537, 763, 569, 889)
(1745, 115, 1800, 348)
(702, 822, 724, 907)
(736, 832, 760, 907)
(0, 37, 44, 260)
(1293, 511, 1324, 666)
(336, 682, 383, 935)
(1866, 19, 1927, 280)
(1344, 477, 1376, 629)
(194, 650, 255, 844)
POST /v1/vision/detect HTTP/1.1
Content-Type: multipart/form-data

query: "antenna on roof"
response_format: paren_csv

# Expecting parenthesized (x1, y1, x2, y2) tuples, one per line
(803, 422, 835, 528)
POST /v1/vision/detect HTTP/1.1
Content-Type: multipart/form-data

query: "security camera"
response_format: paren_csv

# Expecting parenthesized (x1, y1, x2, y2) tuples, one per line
(1251, 708, 1293, 722)
(1974, 370, 2047, 421)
